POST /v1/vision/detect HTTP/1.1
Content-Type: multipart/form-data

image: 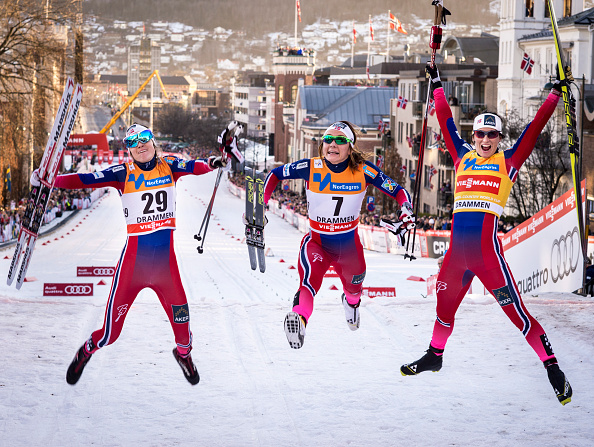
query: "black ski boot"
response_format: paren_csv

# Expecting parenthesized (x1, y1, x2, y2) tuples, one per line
(173, 347, 200, 385)
(66, 338, 95, 385)
(544, 358, 572, 405)
(401, 345, 444, 376)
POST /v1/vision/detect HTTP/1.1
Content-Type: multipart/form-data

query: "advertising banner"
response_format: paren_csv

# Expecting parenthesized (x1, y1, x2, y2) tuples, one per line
(363, 287, 396, 298)
(77, 266, 115, 277)
(500, 181, 586, 294)
(44, 283, 94, 296)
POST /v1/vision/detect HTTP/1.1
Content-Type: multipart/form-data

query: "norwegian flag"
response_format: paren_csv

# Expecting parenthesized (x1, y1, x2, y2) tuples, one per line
(429, 164, 437, 179)
(377, 155, 384, 168)
(296, 0, 301, 22)
(397, 96, 408, 109)
(520, 52, 534, 75)
(389, 12, 408, 35)
(400, 165, 407, 173)
(428, 98, 436, 116)
(369, 16, 374, 41)
(433, 131, 441, 143)
(406, 136, 412, 148)
(353, 22, 357, 44)
(377, 119, 383, 132)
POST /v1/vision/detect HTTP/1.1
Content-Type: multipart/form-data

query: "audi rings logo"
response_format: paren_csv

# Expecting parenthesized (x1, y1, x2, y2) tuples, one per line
(65, 285, 93, 295)
(93, 267, 115, 276)
(550, 227, 580, 283)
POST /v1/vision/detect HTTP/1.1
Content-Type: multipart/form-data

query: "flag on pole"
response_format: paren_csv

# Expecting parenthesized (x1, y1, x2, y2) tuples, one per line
(377, 155, 384, 168)
(520, 52, 534, 75)
(296, 0, 301, 22)
(389, 13, 408, 35)
(400, 165, 407, 173)
(397, 96, 408, 109)
(353, 23, 357, 44)
(366, 62, 370, 80)
(369, 16, 374, 41)
(428, 98, 436, 116)
(5, 166, 11, 193)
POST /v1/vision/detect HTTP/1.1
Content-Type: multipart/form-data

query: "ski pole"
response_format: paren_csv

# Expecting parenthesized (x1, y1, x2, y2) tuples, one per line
(405, 0, 448, 260)
(194, 167, 224, 254)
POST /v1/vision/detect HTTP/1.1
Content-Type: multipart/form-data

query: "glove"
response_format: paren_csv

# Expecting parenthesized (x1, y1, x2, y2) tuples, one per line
(30, 168, 41, 187)
(551, 79, 568, 94)
(399, 202, 416, 231)
(380, 218, 407, 247)
(208, 156, 227, 170)
(426, 64, 442, 88)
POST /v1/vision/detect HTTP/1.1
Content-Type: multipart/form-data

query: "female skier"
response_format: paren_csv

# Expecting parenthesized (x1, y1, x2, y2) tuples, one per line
(34, 124, 226, 385)
(400, 65, 572, 405)
(263, 121, 414, 349)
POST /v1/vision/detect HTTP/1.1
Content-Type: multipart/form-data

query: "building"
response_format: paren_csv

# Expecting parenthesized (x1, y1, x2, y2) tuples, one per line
(271, 47, 316, 164)
(127, 37, 161, 99)
(232, 72, 274, 140)
(392, 64, 498, 216)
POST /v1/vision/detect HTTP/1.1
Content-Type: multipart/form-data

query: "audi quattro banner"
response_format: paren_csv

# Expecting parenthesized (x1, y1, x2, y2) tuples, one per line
(77, 266, 115, 277)
(44, 283, 93, 296)
(501, 181, 586, 295)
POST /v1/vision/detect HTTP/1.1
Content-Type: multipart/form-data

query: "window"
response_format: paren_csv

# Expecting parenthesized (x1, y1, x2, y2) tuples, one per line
(291, 85, 298, 103)
(278, 85, 284, 102)
(545, 1, 551, 18)
(525, 0, 534, 17)
(563, 0, 572, 17)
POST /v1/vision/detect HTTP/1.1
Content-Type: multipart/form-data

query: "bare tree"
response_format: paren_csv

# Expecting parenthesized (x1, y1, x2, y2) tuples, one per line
(503, 110, 571, 221)
(0, 0, 79, 205)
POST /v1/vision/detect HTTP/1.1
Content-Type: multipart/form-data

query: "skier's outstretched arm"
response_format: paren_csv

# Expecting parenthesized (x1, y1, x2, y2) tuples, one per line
(53, 165, 127, 190)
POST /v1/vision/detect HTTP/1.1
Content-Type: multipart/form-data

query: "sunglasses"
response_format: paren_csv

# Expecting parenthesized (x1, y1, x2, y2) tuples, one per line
(124, 129, 154, 148)
(322, 135, 353, 145)
(474, 130, 500, 139)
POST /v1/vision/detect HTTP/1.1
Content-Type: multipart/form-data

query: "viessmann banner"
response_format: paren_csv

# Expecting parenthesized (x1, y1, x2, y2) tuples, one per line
(501, 181, 586, 295)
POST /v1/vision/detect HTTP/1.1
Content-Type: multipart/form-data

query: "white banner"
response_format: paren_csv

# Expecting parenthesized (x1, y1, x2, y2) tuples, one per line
(500, 182, 586, 295)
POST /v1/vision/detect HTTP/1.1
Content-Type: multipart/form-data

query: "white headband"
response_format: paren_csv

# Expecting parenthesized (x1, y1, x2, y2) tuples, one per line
(324, 122, 355, 142)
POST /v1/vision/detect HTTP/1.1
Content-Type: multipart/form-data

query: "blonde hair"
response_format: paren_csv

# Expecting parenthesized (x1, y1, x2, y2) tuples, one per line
(317, 121, 368, 171)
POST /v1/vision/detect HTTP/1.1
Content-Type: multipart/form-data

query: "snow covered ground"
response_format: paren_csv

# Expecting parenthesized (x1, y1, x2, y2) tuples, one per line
(1, 171, 593, 447)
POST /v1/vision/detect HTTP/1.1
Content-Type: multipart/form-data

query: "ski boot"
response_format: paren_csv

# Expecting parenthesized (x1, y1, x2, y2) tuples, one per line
(341, 293, 360, 331)
(284, 311, 306, 349)
(400, 345, 444, 376)
(173, 347, 200, 385)
(544, 358, 572, 405)
(66, 338, 95, 385)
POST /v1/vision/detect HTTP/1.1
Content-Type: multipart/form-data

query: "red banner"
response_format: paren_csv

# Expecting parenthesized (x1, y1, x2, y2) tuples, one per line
(44, 283, 94, 296)
(363, 287, 396, 298)
(77, 266, 115, 277)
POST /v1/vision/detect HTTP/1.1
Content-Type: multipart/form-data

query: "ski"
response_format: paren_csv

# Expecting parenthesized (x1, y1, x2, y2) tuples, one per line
(254, 171, 266, 272)
(8, 79, 82, 289)
(546, 0, 587, 260)
(244, 173, 258, 270)
(244, 170, 265, 272)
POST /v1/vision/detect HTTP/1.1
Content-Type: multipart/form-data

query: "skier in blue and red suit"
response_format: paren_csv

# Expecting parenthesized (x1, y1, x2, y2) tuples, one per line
(400, 64, 572, 405)
(263, 121, 415, 349)
(40, 124, 227, 385)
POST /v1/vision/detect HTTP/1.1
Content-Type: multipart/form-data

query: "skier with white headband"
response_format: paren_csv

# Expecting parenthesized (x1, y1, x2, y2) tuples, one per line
(33, 123, 228, 385)
(263, 120, 414, 349)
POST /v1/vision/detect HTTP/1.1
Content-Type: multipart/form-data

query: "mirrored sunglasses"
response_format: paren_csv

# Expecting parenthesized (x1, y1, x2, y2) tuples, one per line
(474, 130, 500, 139)
(322, 135, 352, 145)
(124, 129, 154, 148)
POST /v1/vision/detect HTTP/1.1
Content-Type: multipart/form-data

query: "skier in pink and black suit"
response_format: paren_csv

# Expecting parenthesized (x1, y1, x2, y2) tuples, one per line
(50, 124, 226, 386)
(400, 64, 572, 406)
(263, 121, 414, 349)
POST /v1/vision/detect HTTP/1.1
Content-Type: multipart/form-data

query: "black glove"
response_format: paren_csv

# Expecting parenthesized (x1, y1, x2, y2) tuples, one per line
(208, 156, 227, 169)
(551, 79, 568, 94)
(426, 64, 442, 89)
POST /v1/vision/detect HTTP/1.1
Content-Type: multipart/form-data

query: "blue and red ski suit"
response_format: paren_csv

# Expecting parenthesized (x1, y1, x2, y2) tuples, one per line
(430, 87, 562, 361)
(264, 157, 411, 322)
(54, 155, 212, 355)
